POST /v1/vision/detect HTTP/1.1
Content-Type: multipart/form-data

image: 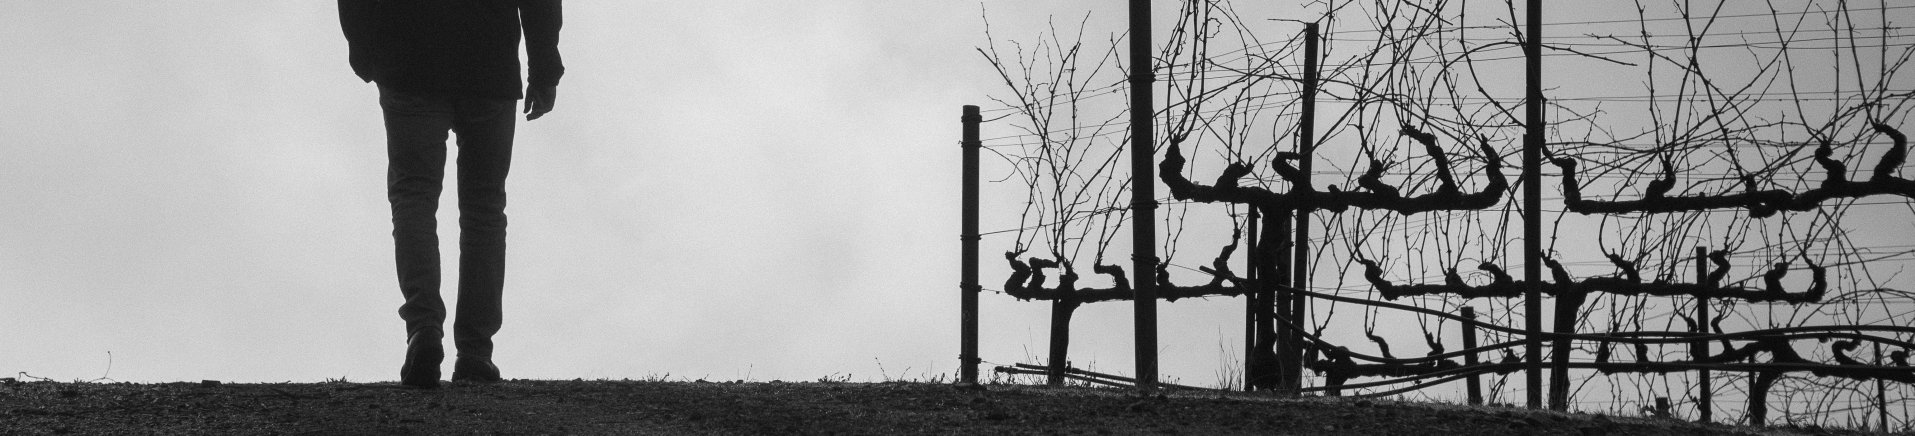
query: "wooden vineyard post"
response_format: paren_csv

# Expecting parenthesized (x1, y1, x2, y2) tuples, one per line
(1284, 21, 1320, 396)
(1127, 0, 1160, 392)
(1522, 0, 1548, 410)
(1462, 306, 1483, 405)
(1250, 208, 1282, 391)
(1270, 209, 1294, 393)
(1549, 273, 1576, 411)
(1694, 246, 1711, 422)
(959, 105, 982, 387)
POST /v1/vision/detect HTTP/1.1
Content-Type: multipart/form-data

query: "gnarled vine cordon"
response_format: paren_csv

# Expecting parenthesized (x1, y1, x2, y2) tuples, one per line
(1161, 126, 1507, 215)
(1556, 123, 1912, 217)
(1356, 250, 1826, 303)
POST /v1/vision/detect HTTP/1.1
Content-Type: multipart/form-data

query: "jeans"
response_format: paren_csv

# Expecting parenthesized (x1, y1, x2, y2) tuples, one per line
(380, 85, 515, 359)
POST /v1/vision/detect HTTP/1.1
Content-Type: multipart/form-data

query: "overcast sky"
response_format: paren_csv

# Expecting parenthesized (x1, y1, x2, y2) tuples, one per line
(3, 0, 1909, 398)
(0, 0, 1217, 385)
(0, 1, 1032, 384)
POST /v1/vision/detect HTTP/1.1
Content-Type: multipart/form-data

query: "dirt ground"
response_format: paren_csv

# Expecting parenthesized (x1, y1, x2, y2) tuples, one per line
(0, 378, 1882, 435)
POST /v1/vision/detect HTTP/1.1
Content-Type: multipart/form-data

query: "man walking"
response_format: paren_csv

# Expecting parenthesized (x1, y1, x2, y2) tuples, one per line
(339, 0, 563, 388)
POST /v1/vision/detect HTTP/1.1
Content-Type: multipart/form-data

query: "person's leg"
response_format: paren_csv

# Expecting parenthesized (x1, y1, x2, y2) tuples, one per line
(381, 86, 455, 386)
(448, 96, 516, 372)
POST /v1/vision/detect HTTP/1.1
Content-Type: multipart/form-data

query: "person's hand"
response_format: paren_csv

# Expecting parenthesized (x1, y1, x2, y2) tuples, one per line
(524, 85, 557, 121)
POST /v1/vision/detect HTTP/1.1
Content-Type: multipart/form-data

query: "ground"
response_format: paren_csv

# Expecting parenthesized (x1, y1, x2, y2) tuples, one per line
(0, 378, 1883, 435)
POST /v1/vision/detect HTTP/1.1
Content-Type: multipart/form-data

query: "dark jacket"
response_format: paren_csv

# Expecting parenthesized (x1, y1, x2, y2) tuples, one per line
(339, 0, 563, 99)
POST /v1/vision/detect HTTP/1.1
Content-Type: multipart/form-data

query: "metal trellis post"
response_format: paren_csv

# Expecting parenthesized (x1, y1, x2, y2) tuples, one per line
(1128, 0, 1160, 392)
(1271, 210, 1293, 393)
(1244, 207, 1260, 391)
(959, 105, 982, 388)
(1878, 342, 1890, 433)
(1695, 246, 1711, 422)
(1462, 306, 1483, 405)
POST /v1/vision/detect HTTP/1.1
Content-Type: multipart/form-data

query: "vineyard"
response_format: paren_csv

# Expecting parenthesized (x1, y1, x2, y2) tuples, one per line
(957, 0, 1915, 430)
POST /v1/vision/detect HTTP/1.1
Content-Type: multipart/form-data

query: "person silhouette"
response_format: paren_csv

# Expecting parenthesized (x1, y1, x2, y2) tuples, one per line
(338, 0, 563, 389)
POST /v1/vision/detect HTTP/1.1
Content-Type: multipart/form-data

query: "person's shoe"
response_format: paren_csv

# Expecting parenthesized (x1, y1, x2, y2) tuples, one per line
(452, 356, 502, 383)
(399, 330, 443, 389)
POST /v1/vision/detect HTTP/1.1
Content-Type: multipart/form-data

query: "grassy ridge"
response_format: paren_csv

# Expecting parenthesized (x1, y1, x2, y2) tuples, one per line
(0, 379, 1861, 435)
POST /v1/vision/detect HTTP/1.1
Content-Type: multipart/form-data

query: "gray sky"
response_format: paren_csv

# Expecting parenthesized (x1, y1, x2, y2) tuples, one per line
(0, 1, 1040, 383)
(3, 1, 1911, 402)
(0, 0, 1232, 386)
